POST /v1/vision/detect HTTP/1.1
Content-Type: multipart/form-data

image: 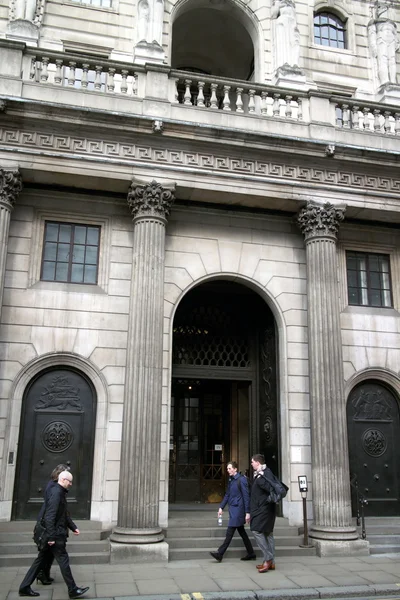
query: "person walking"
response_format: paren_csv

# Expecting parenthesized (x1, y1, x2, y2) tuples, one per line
(19, 471, 89, 599)
(250, 454, 277, 573)
(36, 464, 70, 586)
(210, 461, 256, 562)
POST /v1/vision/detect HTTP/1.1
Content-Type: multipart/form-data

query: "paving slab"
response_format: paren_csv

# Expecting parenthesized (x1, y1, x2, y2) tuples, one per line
(95, 584, 138, 597)
(286, 575, 337, 588)
(135, 579, 181, 595)
(171, 576, 222, 592)
(198, 593, 256, 600)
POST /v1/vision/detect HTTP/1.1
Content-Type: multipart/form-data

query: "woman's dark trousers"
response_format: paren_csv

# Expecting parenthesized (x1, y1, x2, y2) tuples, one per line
(20, 539, 76, 593)
(218, 525, 254, 556)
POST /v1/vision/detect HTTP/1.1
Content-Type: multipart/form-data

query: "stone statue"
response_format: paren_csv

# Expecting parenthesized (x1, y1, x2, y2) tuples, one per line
(136, 0, 163, 46)
(368, 0, 399, 86)
(271, 0, 301, 69)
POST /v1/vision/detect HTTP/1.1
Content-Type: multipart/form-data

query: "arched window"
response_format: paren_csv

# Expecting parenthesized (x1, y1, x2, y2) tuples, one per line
(314, 12, 346, 49)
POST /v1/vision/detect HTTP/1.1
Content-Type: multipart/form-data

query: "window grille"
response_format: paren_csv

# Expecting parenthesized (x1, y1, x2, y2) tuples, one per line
(346, 251, 393, 308)
(314, 12, 346, 49)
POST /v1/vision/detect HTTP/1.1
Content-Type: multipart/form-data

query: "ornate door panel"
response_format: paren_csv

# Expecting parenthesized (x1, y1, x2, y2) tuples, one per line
(13, 368, 96, 520)
(347, 381, 400, 516)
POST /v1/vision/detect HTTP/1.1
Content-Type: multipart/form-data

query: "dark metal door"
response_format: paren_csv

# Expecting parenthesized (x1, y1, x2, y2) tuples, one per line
(169, 380, 229, 503)
(13, 368, 96, 520)
(347, 381, 400, 516)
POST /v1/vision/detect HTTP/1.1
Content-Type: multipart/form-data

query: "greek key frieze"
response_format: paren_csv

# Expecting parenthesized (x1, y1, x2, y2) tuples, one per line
(1, 127, 400, 193)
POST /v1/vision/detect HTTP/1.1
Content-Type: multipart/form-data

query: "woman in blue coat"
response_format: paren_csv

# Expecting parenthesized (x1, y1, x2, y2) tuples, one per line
(210, 461, 256, 562)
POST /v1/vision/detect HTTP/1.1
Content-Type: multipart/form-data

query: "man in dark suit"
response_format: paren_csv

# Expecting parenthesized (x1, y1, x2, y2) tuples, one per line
(250, 454, 277, 573)
(19, 471, 89, 599)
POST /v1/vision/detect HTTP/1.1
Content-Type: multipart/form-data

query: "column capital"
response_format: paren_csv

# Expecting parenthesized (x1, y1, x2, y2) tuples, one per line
(0, 168, 23, 210)
(297, 201, 345, 242)
(127, 179, 175, 221)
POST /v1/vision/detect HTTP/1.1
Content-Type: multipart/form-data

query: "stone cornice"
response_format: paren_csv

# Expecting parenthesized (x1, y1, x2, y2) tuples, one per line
(0, 168, 23, 209)
(297, 201, 346, 242)
(127, 179, 175, 221)
(1, 125, 399, 199)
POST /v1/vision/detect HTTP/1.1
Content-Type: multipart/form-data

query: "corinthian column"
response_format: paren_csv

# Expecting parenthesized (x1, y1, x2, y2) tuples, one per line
(296, 202, 368, 556)
(110, 179, 174, 563)
(0, 169, 22, 320)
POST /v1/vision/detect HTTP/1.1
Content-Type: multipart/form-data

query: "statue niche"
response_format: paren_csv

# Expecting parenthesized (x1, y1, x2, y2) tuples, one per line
(135, 0, 165, 64)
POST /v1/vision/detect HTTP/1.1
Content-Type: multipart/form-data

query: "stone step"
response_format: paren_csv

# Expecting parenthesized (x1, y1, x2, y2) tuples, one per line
(0, 540, 109, 555)
(166, 526, 297, 539)
(169, 545, 316, 561)
(0, 520, 104, 532)
(167, 535, 302, 549)
(366, 534, 400, 544)
(0, 530, 105, 543)
(0, 551, 110, 568)
(369, 544, 400, 554)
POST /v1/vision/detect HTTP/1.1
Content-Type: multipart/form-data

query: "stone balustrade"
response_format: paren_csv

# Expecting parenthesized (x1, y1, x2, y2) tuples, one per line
(27, 50, 139, 96)
(334, 97, 400, 135)
(170, 70, 305, 120)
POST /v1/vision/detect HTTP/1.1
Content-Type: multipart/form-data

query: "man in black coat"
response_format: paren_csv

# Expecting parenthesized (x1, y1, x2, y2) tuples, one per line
(250, 454, 277, 573)
(19, 471, 89, 599)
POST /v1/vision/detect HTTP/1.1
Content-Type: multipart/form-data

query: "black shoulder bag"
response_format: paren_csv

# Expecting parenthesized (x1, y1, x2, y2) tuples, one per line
(33, 503, 49, 551)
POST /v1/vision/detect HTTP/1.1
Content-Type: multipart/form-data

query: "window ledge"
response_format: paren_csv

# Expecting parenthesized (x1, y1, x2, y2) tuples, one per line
(309, 44, 352, 55)
(343, 305, 399, 317)
(31, 280, 107, 294)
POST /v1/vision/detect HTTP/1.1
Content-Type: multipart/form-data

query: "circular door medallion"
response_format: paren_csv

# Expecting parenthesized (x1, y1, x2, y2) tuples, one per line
(42, 421, 74, 453)
(362, 428, 387, 457)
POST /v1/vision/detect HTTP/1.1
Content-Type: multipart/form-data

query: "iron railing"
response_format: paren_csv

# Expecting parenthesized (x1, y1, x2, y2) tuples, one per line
(350, 473, 368, 540)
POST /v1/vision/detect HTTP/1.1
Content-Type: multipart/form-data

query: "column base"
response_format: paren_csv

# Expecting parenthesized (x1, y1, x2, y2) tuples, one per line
(110, 526, 164, 544)
(312, 539, 370, 557)
(309, 524, 358, 541)
(110, 541, 169, 564)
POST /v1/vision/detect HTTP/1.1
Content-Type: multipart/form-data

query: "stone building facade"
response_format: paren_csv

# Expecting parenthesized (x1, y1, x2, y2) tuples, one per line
(0, 0, 399, 561)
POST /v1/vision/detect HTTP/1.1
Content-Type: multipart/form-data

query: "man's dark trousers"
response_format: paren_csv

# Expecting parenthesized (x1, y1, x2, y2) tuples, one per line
(20, 539, 76, 592)
(218, 525, 254, 556)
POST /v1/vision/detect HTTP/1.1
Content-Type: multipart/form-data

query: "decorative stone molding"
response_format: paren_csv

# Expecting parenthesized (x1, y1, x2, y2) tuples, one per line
(127, 179, 175, 221)
(296, 201, 345, 242)
(1, 127, 399, 194)
(9, 0, 45, 25)
(0, 101, 6, 113)
(0, 168, 23, 210)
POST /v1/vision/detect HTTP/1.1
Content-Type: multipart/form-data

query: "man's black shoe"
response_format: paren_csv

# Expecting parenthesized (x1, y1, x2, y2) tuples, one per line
(19, 588, 40, 597)
(69, 587, 90, 599)
(241, 554, 257, 561)
(210, 551, 222, 562)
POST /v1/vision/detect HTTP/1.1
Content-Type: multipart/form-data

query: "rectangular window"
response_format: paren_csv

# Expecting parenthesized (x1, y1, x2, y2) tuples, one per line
(41, 221, 100, 285)
(69, 0, 112, 7)
(346, 251, 393, 308)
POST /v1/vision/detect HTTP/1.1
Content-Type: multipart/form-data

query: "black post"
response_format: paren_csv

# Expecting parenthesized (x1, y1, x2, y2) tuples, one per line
(299, 496, 313, 548)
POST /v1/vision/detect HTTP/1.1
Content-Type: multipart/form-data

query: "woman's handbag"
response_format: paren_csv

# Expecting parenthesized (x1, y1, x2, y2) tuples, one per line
(33, 519, 48, 551)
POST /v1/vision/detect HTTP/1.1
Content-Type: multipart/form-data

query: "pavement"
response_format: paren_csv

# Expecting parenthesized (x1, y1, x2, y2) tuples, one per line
(2, 553, 400, 600)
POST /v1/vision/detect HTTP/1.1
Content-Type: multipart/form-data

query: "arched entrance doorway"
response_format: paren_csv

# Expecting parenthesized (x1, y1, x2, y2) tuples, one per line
(169, 280, 279, 503)
(347, 379, 400, 516)
(12, 366, 96, 520)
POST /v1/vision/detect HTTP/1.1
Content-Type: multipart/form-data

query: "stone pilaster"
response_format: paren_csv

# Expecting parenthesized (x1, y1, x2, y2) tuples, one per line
(0, 168, 22, 320)
(297, 202, 368, 556)
(110, 180, 174, 563)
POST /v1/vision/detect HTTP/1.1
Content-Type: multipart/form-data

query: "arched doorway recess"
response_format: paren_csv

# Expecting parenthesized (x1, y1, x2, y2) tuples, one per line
(169, 280, 279, 503)
(12, 366, 97, 520)
(347, 379, 400, 516)
(171, 0, 258, 81)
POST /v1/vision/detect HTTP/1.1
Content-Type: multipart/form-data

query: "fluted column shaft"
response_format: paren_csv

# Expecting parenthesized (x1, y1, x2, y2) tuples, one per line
(297, 202, 357, 542)
(111, 180, 174, 545)
(0, 169, 22, 321)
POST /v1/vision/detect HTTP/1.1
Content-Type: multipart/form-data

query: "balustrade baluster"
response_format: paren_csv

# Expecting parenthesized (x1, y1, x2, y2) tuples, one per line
(53, 59, 63, 85)
(30, 58, 36, 80)
(121, 70, 128, 93)
(40, 57, 49, 82)
(384, 111, 391, 134)
(132, 73, 138, 96)
(107, 68, 116, 92)
(342, 104, 350, 128)
(395, 113, 400, 135)
(373, 109, 381, 131)
(352, 105, 360, 129)
(94, 65, 102, 90)
(235, 87, 244, 113)
(68, 61, 76, 86)
(173, 78, 179, 103)
(197, 81, 205, 107)
(261, 91, 268, 116)
(285, 95, 292, 118)
(184, 79, 192, 105)
(81, 64, 89, 89)
(363, 107, 370, 131)
(210, 83, 218, 109)
(273, 93, 280, 117)
(248, 89, 256, 113)
(297, 98, 303, 121)
(222, 86, 231, 111)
